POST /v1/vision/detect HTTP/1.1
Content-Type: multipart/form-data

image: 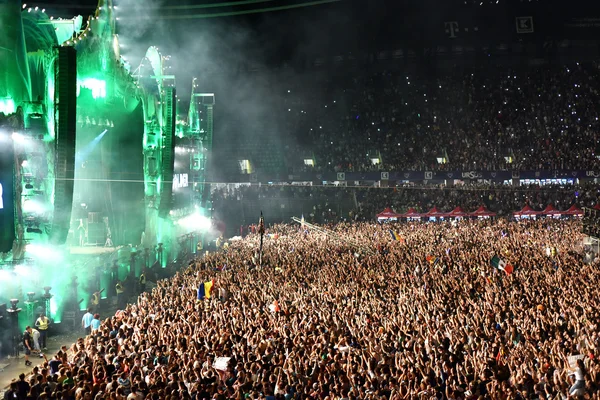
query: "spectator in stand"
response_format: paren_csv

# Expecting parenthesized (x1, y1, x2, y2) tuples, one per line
(15, 373, 30, 400)
(81, 308, 94, 336)
(48, 353, 62, 376)
(212, 182, 600, 231)
(3, 382, 18, 400)
(91, 314, 101, 334)
(280, 63, 600, 173)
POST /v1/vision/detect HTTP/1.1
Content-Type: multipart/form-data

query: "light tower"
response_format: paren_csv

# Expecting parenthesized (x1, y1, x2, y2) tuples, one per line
(24, 291, 36, 321)
(188, 89, 215, 213)
(41, 286, 52, 320)
(7, 299, 22, 358)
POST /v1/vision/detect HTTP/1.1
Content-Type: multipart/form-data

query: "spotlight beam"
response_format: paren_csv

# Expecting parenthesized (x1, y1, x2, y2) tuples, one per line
(76, 129, 108, 164)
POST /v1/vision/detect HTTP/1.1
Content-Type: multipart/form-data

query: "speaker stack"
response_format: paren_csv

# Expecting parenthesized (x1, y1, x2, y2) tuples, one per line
(50, 46, 77, 245)
(158, 88, 176, 218)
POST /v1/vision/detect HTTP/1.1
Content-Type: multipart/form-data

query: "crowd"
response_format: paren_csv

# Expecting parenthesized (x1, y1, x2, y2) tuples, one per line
(354, 182, 600, 221)
(211, 185, 356, 229)
(211, 183, 600, 231)
(281, 63, 600, 172)
(5, 216, 600, 399)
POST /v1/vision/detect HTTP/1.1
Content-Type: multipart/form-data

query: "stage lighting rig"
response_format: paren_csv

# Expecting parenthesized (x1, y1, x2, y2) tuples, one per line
(0, 303, 7, 358)
(25, 292, 37, 320)
(6, 299, 21, 357)
(129, 249, 138, 278)
(41, 287, 52, 319)
(143, 248, 150, 269)
(9, 299, 20, 311)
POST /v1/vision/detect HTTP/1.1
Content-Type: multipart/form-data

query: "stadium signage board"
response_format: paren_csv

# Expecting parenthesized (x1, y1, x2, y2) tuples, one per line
(255, 170, 600, 184)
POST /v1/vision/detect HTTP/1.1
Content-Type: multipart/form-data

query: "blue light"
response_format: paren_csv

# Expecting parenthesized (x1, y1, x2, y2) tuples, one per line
(75, 129, 108, 164)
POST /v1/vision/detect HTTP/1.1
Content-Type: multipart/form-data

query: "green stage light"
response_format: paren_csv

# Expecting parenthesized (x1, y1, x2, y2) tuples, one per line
(0, 0, 214, 324)
(77, 78, 106, 99)
(50, 297, 61, 322)
(0, 98, 16, 114)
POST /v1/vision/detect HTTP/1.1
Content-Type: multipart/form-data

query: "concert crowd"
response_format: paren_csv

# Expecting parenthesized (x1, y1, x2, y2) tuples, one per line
(5, 217, 600, 400)
(211, 183, 600, 227)
(5, 55, 600, 400)
(284, 63, 600, 173)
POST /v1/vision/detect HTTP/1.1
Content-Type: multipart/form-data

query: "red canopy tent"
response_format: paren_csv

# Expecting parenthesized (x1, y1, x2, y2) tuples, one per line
(513, 204, 539, 217)
(594, 204, 600, 211)
(447, 206, 469, 218)
(540, 204, 562, 216)
(376, 207, 401, 219)
(402, 208, 422, 219)
(564, 204, 583, 216)
(425, 206, 448, 218)
(470, 205, 497, 218)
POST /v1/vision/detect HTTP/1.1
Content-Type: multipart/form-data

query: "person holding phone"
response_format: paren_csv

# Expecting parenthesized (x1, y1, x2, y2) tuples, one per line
(4, 381, 17, 399)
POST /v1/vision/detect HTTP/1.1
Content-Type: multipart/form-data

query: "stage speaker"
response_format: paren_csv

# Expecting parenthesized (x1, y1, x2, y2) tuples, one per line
(50, 46, 77, 245)
(0, 139, 15, 253)
(158, 88, 176, 218)
(0, 303, 7, 358)
(87, 223, 105, 245)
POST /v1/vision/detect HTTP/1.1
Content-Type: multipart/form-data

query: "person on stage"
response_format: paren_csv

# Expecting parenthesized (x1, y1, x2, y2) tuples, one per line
(34, 313, 50, 350)
(90, 290, 101, 313)
(22, 326, 33, 366)
(30, 326, 41, 354)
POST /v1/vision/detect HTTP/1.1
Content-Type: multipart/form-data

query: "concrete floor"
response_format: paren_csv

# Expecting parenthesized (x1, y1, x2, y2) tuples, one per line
(0, 329, 84, 393)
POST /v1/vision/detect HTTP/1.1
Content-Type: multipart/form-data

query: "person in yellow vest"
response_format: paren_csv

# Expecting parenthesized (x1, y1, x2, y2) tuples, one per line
(116, 281, 125, 309)
(91, 291, 100, 313)
(139, 273, 146, 293)
(35, 313, 50, 350)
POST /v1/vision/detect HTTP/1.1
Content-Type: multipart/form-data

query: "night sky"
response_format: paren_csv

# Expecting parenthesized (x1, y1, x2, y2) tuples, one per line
(34, 0, 600, 60)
